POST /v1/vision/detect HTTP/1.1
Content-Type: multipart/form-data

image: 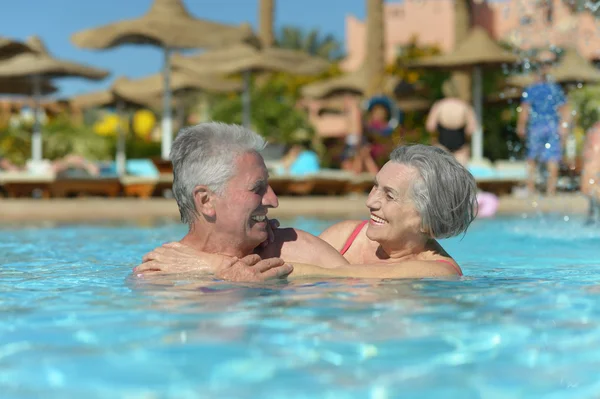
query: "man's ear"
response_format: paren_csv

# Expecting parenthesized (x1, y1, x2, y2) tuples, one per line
(193, 185, 216, 218)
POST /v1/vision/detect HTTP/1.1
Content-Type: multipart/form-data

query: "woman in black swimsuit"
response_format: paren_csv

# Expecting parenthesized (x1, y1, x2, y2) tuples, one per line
(425, 77, 478, 166)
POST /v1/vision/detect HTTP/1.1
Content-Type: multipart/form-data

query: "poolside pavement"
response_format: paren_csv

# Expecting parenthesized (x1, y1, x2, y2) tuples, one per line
(0, 193, 590, 223)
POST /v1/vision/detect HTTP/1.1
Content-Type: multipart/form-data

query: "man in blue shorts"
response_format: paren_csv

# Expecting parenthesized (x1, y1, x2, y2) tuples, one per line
(516, 57, 569, 195)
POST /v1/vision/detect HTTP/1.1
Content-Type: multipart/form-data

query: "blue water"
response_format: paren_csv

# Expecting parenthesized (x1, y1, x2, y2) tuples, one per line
(2, 215, 600, 399)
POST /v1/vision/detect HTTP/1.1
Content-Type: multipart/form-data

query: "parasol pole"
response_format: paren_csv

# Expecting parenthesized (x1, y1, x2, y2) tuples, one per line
(471, 65, 483, 163)
(161, 46, 172, 159)
(242, 70, 251, 128)
(116, 98, 127, 177)
(31, 74, 43, 164)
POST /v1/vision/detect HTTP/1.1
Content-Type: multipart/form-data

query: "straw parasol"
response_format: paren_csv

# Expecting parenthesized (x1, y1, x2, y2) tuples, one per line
(0, 78, 56, 96)
(545, 47, 600, 85)
(71, 0, 256, 159)
(70, 83, 162, 177)
(506, 48, 600, 89)
(0, 36, 31, 59)
(408, 27, 519, 162)
(172, 43, 329, 127)
(0, 36, 109, 166)
(112, 69, 243, 98)
(301, 68, 400, 99)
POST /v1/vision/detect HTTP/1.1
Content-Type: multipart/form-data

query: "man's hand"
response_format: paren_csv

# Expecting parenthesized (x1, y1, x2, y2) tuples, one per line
(516, 125, 526, 139)
(134, 242, 225, 275)
(215, 254, 293, 282)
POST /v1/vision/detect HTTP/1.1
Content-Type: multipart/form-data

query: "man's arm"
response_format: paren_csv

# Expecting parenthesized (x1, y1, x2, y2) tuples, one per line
(288, 260, 460, 279)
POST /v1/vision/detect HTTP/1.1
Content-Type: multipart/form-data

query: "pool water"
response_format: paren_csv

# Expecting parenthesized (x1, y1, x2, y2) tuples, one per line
(2, 215, 600, 398)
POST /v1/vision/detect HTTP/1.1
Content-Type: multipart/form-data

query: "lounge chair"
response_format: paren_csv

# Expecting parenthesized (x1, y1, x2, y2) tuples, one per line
(470, 160, 527, 195)
(0, 171, 55, 198)
(307, 169, 354, 196)
(346, 172, 376, 194)
(119, 159, 159, 199)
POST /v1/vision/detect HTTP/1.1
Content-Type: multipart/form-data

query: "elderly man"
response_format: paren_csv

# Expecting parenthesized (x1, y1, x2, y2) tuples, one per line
(136, 122, 462, 282)
(136, 122, 348, 282)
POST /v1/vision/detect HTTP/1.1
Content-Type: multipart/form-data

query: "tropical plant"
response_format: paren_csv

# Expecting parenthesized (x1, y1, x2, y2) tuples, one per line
(0, 114, 115, 165)
(275, 26, 345, 61)
(209, 78, 314, 145)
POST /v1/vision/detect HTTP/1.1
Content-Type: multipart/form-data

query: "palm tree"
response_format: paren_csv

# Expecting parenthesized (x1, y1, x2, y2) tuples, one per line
(275, 26, 344, 61)
(259, 0, 275, 47)
(365, 0, 385, 97)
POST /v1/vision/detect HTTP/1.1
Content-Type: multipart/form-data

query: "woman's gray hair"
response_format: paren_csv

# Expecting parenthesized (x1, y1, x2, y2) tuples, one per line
(170, 122, 266, 224)
(389, 144, 478, 238)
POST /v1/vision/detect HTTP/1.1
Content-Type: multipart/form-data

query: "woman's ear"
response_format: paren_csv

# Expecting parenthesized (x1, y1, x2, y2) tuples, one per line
(193, 186, 216, 218)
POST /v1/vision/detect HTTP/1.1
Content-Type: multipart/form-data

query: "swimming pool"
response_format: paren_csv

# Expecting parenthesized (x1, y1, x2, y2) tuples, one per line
(2, 215, 600, 398)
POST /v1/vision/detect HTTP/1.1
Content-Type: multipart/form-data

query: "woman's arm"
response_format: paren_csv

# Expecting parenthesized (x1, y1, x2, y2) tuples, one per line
(288, 259, 460, 280)
(425, 102, 440, 133)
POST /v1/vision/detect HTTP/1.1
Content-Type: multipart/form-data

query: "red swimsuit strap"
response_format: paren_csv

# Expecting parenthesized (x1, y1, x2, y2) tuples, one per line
(436, 259, 463, 276)
(340, 221, 368, 255)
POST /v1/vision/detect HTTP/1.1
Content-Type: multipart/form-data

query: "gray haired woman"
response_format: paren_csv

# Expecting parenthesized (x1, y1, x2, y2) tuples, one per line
(317, 144, 478, 276)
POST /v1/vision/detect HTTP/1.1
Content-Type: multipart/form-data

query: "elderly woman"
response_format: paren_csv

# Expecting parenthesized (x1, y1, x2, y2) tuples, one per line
(315, 144, 477, 276)
(139, 143, 478, 279)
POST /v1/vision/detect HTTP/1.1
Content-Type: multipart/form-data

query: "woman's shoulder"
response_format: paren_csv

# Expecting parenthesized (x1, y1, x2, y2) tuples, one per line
(319, 220, 368, 251)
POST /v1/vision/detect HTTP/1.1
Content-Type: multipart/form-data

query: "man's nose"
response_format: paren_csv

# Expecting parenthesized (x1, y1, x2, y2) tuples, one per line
(263, 185, 279, 208)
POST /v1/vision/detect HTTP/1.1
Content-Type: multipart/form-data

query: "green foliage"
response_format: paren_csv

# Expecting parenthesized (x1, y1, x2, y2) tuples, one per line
(275, 26, 344, 61)
(209, 78, 314, 145)
(0, 115, 114, 165)
(568, 85, 600, 132)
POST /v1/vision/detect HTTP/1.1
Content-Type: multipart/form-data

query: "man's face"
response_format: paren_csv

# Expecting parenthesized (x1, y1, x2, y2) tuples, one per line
(213, 151, 279, 251)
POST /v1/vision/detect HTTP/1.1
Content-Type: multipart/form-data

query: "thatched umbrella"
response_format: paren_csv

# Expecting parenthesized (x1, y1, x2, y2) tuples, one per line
(0, 36, 31, 59)
(172, 43, 329, 127)
(506, 48, 600, 89)
(301, 68, 399, 99)
(71, 85, 158, 176)
(408, 27, 519, 162)
(71, 0, 255, 160)
(0, 36, 109, 166)
(0, 78, 56, 96)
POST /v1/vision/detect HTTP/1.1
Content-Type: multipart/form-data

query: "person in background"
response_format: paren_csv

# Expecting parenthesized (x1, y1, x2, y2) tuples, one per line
(516, 54, 570, 196)
(426, 77, 478, 166)
(340, 95, 379, 175)
(276, 129, 320, 176)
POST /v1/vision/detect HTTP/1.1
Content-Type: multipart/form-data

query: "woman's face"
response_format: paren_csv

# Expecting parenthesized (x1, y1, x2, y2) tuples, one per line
(365, 161, 424, 245)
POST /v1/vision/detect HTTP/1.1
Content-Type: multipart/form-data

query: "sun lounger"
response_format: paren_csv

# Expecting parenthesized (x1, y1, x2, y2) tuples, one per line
(0, 171, 55, 198)
(50, 177, 122, 197)
(346, 172, 376, 194)
(153, 173, 173, 197)
(470, 160, 527, 195)
(307, 169, 354, 195)
(268, 174, 295, 196)
(120, 176, 158, 199)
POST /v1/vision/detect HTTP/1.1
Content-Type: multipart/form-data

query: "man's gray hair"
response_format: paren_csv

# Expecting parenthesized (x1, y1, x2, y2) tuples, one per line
(170, 122, 266, 224)
(389, 144, 478, 238)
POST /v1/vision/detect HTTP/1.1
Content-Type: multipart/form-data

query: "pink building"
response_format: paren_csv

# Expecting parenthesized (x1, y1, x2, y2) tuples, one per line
(341, 0, 600, 73)
(310, 0, 600, 138)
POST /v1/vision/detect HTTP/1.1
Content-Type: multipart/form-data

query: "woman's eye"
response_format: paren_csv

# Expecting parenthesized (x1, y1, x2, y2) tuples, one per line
(386, 193, 394, 200)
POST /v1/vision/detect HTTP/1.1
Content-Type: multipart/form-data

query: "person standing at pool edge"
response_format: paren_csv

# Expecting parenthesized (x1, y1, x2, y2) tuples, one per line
(516, 54, 570, 196)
